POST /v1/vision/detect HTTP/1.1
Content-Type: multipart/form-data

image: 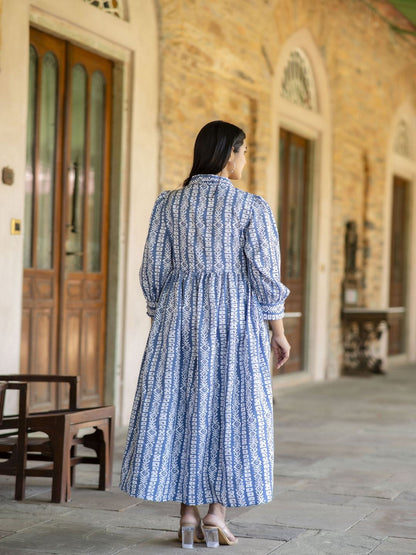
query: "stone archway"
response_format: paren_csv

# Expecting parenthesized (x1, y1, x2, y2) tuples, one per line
(268, 28, 332, 381)
(383, 103, 416, 364)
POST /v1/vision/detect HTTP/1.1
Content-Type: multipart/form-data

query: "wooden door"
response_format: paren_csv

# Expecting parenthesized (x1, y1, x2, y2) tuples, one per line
(21, 28, 112, 409)
(21, 31, 66, 410)
(277, 129, 310, 374)
(388, 176, 408, 355)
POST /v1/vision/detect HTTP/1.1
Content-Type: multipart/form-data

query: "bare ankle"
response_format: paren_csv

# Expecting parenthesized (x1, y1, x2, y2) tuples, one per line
(180, 503, 201, 523)
(207, 503, 226, 518)
(203, 503, 227, 527)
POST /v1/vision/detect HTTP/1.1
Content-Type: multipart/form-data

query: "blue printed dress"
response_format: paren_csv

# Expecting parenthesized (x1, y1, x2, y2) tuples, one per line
(120, 174, 289, 507)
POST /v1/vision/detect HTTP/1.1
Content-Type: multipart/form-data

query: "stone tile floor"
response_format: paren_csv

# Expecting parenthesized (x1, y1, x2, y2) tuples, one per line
(0, 364, 415, 554)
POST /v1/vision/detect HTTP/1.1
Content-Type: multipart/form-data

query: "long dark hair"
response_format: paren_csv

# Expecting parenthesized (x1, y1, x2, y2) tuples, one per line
(183, 121, 246, 186)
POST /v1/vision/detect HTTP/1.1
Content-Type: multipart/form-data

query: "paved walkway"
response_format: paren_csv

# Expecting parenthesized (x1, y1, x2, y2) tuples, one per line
(0, 364, 415, 554)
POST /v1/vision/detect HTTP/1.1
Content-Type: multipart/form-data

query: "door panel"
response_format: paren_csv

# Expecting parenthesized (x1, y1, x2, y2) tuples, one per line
(21, 29, 65, 411)
(84, 309, 102, 399)
(21, 29, 112, 409)
(388, 176, 408, 355)
(60, 44, 112, 407)
(277, 129, 310, 374)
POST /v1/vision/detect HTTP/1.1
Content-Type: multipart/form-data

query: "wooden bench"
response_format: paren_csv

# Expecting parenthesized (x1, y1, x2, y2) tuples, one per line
(0, 375, 115, 502)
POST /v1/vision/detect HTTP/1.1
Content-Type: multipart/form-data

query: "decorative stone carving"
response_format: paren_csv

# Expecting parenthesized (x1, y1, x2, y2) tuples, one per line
(83, 0, 124, 18)
(281, 49, 317, 111)
(394, 120, 411, 158)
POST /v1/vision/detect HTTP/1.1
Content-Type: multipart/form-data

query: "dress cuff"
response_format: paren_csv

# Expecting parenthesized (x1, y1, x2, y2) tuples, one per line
(261, 303, 285, 320)
(146, 302, 157, 317)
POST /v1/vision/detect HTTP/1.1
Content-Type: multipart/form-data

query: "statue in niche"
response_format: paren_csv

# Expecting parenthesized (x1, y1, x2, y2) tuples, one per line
(343, 220, 359, 307)
(345, 220, 358, 275)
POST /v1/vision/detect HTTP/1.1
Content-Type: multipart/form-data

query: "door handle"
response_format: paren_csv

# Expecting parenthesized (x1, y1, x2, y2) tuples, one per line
(65, 251, 84, 256)
(68, 159, 79, 233)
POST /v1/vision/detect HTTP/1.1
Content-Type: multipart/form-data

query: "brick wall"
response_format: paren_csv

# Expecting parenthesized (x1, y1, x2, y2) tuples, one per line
(157, 0, 416, 373)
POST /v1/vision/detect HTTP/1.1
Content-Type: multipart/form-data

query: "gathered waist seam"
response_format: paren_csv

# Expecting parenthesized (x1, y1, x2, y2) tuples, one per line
(169, 269, 245, 276)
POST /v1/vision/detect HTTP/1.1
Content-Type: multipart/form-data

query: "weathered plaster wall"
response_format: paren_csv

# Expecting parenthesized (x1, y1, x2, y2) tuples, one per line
(0, 0, 160, 425)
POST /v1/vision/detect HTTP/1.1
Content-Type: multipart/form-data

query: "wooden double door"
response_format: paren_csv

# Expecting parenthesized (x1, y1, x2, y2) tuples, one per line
(21, 29, 113, 409)
(277, 129, 310, 374)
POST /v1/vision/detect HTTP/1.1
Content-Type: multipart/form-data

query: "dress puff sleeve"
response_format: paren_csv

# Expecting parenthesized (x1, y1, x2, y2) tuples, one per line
(243, 195, 290, 320)
(139, 191, 172, 317)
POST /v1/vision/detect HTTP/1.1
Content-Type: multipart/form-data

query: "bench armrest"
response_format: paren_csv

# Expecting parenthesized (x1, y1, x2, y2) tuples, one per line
(0, 375, 79, 410)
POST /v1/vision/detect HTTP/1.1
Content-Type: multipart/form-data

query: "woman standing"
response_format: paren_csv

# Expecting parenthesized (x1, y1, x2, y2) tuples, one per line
(120, 121, 290, 546)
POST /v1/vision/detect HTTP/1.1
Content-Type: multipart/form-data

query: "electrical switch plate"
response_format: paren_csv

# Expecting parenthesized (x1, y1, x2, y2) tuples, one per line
(11, 219, 22, 235)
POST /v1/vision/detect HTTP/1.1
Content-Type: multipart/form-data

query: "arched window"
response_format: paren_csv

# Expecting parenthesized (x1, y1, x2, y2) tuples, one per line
(281, 48, 318, 111)
(394, 120, 411, 159)
(83, 0, 126, 19)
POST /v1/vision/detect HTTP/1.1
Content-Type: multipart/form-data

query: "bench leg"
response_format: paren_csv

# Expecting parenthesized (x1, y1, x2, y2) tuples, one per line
(81, 423, 111, 490)
(98, 422, 110, 490)
(51, 423, 69, 503)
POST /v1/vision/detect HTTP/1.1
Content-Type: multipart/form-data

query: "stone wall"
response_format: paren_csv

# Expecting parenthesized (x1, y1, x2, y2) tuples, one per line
(157, 0, 416, 373)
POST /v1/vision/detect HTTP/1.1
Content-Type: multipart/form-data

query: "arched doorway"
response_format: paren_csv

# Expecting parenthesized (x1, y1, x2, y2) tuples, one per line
(268, 29, 332, 380)
(384, 109, 416, 364)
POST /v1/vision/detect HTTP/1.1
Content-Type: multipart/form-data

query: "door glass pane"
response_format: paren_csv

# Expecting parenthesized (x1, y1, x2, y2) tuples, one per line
(287, 143, 305, 279)
(66, 64, 87, 272)
(24, 45, 38, 268)
(87, 71, 106, 273)
(37, 51, 58, 270)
